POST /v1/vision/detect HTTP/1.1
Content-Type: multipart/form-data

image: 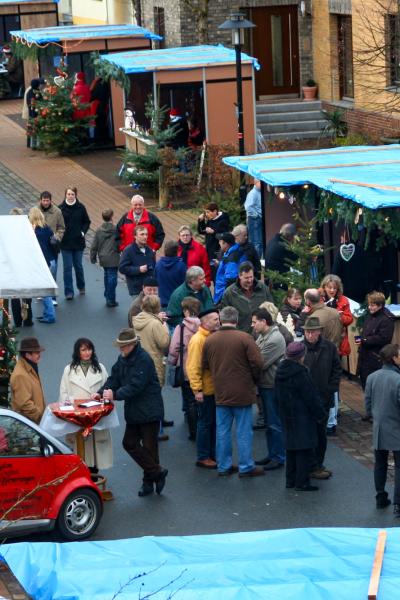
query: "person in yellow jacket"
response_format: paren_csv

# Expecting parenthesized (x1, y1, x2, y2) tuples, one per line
(186, 309, 220, 469)
(10, 337, 46, 424)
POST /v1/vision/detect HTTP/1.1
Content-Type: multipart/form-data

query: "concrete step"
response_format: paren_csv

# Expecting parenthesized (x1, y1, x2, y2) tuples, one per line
(259, 119, 326, 134)
(264, 129, 326, 140)
(257, 110, 325, 124)
(256, 100, 322, 114)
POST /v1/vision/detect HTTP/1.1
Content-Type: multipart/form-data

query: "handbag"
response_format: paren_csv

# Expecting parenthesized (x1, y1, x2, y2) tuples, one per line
(168, 324, 185, 388)
(50, 234, 61, 255)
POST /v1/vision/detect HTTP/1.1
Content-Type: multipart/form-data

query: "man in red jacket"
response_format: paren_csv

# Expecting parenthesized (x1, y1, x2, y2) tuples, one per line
(116, 195, 165, 252)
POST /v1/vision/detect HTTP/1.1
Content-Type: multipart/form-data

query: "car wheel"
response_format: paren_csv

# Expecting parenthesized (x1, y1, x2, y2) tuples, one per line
(56, 488, 102, 541)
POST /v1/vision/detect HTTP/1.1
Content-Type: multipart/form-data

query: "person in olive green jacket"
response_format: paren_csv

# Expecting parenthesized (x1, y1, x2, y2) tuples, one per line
(167, 266, 214, 327)
(90, 208, 120, 307)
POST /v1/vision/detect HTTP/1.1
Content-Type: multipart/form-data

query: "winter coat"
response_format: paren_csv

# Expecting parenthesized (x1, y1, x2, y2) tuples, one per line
(358, 308, 395, 385)
(265, 233, 297, 273)
(119, 243, 156, 296)
(299, 304, 343, 348)
(168, 316, 200, 379)
(34, 224, 57, 266)
(98, 343, 164, 424)
(155, 256, 186, 306)
(255, 325, 286, 388)
(132, 311, 170, 386)
(220, 280, 273, 333)
(202, 326, 263, 406)
(275, 359, 325, 450)
(116, 208, 165, 252)
(167, 282, 214, 327)
(186, 326, 214, 395)
(197, 211, 230, 260)
(26, 87, 41, 119)
(169, 117, 189, 149)
(214, 243, 244, 303)
(128, 291, 145, 325)
(71, 76, 91, 120)
(365, 364, 400, 450)
(59, 199, 91, 251)
(59, 362, 112, 469)
(90, 222, 120, 268)
(304, 336, 342, 411)
(323, 293, 353, 356)
(177, 239, 211, 286)
(39, 203, 65, 242)
(238, 241, 262, 280)
(10, 357, 45, 424)
(280, 301, 303, 330)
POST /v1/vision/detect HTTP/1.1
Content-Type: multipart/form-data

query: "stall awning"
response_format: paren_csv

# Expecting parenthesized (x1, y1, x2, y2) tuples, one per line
(0, 216, 58, 298)
(99, 44, 260, 74)
(10, 23, 161, 45)
(223, 144, 400, 210)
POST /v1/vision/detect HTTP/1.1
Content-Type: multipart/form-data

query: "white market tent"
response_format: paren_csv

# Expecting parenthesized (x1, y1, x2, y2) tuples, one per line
(0, 216, 58, 298)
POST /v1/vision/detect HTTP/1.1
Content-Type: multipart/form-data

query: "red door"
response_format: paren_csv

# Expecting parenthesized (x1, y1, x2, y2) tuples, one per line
(251, 5, 300, 98)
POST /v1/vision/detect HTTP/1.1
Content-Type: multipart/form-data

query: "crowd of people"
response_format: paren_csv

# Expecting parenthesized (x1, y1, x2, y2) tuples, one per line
(8, 188, 399, 512)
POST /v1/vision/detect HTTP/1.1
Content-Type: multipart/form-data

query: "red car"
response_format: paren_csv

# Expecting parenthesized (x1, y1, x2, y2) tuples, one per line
(0, 408, 102, 540)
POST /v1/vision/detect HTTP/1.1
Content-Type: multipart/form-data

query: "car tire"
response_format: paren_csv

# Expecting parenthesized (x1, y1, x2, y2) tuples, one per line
(56, 488, 102, 541)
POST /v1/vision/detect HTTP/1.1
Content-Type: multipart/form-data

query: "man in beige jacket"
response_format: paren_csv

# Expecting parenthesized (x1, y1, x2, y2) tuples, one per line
(10, 337, 46, 424)
(38, 191, 65, 301)
(302, 288, 343, 348)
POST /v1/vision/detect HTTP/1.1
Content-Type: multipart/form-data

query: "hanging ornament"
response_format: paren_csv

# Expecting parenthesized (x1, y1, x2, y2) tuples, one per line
(339, 243, 355, 262)
(354, 207, 363, 225)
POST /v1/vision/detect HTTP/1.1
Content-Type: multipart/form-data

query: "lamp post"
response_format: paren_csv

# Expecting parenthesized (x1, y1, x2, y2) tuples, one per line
(219, 12, 255, 204)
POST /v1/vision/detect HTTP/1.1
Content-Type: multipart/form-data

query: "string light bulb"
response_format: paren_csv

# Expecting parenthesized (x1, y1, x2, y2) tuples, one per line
(303, 184, 309, 189)
(278, 191, 286, 200)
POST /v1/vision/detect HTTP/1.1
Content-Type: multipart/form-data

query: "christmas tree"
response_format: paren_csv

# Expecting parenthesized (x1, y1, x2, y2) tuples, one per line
(31, 76, 91, 155)
(0, 300, 17, 407)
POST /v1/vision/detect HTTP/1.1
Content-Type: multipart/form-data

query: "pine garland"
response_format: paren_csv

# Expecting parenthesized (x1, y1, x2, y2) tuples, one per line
(0, 300, 17, 407)
(10, 39, 59, 62)
(91, 51, 131, 93)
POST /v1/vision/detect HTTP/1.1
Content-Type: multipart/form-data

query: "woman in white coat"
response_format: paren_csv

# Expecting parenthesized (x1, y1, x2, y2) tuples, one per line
(59, 337, 112, 470)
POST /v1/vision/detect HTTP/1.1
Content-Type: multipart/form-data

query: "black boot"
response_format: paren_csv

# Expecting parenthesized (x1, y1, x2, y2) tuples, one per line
(376, 491, 391, 509)
(138, 482, 154, 497)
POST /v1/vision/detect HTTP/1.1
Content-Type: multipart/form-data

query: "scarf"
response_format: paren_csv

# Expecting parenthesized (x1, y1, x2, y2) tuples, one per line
(80, 360, 92, 376)
(179, 240, 192, 264)
(324, 294, 338, 309)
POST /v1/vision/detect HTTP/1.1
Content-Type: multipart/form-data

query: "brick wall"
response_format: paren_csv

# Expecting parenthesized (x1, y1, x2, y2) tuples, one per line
(322, 101, 400, 139)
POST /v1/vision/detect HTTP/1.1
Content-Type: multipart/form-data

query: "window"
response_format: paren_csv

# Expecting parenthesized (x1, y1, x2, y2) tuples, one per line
(0, 416, 41, 457)
(0, 15, 20, 46)
(338, 16, 354, 98)
(387, 14, 400, 86)
(154, 7, 165, 49)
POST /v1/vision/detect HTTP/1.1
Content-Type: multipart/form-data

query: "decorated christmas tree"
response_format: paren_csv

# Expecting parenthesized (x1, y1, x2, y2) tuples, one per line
(31, 76, 91, 155)
(0, 300, 17, 407)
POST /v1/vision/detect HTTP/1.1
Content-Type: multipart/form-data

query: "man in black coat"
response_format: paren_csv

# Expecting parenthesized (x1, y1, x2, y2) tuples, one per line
(232, 224, 262, 280)
(303, 317, 342, 480)
(119, 226, 156, 298)
(265, 223, 297, 274)
(275, 342, 325, 491)
(95, 328, 167, 497)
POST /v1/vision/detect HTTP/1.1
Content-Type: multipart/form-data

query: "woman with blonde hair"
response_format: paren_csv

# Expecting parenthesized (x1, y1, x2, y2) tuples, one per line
(320, 274, 353, 357)
(28, 206, 56, 323)
(259, 301, 293, 345)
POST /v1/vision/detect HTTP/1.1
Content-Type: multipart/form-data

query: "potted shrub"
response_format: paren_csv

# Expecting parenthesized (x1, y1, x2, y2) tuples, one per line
(302, 78, 318, 101)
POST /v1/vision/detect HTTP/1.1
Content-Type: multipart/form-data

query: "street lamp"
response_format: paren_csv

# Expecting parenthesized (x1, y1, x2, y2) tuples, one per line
(219, 12, 255, 204)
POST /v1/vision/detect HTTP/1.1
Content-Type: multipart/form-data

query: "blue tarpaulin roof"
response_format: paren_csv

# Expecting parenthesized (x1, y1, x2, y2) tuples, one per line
(223, 144, 400, 210)
(99, 44, 261, 74)
(10, 24, 161, 45)
(0, 0, 58, 3)
(1, 528, 400, 599)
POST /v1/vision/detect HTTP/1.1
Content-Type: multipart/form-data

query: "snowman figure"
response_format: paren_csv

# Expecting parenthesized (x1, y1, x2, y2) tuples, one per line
(124, 108, 135, 130)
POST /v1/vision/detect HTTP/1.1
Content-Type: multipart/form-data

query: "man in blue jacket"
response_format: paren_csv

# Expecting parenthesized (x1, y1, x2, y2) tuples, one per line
(155, 240, 186, 308)
(214, 233, 244, 304)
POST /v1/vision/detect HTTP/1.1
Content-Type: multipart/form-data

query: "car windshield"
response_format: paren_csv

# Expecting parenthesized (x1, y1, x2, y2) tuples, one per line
(0, 416, 41, 456)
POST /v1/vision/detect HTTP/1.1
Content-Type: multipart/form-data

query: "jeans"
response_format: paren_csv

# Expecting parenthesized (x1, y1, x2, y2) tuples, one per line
(49, 258, 58, 301)
(61, 250, 85, 297)
(42, 297, 56, 322)
(103, 267, 118, 304)
(216, 405, 254, 474)
(327, 391, 339, 428)
(259, 387, 285, 464)
(196, 394, 216, 460)
(247, 216, 263, 259)
(375, 449, 400, 504)
(122, 421, 161, 485)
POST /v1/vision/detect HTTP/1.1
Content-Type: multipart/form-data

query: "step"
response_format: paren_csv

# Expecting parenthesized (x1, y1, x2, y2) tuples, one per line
(263, 130, 327, 141)
(257, 110, 326, 124)
(256, 100, 322, 114)
(259, 119, 327, 134)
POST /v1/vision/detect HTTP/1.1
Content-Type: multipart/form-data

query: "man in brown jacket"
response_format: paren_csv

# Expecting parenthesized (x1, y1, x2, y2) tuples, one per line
(301, 289, 343, 348)
(202, 306, 264, 477)
(10, 337, 46, 424)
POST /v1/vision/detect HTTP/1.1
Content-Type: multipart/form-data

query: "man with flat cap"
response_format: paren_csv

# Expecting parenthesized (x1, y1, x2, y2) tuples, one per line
(10, 337, 46, 424)
(93, 327, 168, 497)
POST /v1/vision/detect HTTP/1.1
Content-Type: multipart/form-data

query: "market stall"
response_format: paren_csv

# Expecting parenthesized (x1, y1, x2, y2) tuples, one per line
(98, 44, 260, 148)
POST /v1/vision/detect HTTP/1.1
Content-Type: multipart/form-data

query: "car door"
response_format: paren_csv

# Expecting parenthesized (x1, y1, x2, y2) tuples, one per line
(0, 414, 56, 522)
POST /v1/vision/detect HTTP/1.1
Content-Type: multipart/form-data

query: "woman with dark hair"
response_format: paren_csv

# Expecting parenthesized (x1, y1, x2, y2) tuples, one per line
(280, 288, 303, 330)
(59, 337, 112, 470)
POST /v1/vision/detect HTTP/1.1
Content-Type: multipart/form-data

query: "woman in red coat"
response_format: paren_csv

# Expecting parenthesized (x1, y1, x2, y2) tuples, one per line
(177, 225, 211, 287)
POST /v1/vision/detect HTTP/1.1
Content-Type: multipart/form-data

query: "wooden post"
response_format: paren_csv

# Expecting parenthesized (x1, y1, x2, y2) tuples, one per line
(75, 432, 85, 460)
(368, 530, 387, 600)
(159, 165, 168, 209)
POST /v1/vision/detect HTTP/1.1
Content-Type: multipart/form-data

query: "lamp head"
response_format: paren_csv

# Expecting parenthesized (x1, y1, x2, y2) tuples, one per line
(218, 12, 255, 46)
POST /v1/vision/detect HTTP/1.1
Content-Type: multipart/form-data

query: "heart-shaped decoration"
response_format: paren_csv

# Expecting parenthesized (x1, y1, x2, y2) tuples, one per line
(340, 243, 355, 262)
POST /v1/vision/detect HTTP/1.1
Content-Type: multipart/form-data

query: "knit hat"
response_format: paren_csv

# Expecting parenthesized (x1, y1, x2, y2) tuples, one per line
(143, 277, 158, 288)
(19, 337, 45, 352)
(303, 316, 322, 330)
(113, 328, 138, 347)
(286, 342, 306, 360)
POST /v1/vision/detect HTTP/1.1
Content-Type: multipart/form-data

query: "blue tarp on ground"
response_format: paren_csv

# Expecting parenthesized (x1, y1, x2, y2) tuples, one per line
(99, 44, 261, 74)
(1, 528, 400, 599)
(10, 24, 161, 45)
(223, 145, 400, 210)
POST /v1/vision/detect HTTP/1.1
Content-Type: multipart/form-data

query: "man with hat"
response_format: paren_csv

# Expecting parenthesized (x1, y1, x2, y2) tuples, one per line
(10, 337, 45, 424)
(94, 327, 167, 497)
(275, 342, 325, 491)
(303, 316, 342, 480)
(300, 288, 343, 348)
(213, 232, 244, 304)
